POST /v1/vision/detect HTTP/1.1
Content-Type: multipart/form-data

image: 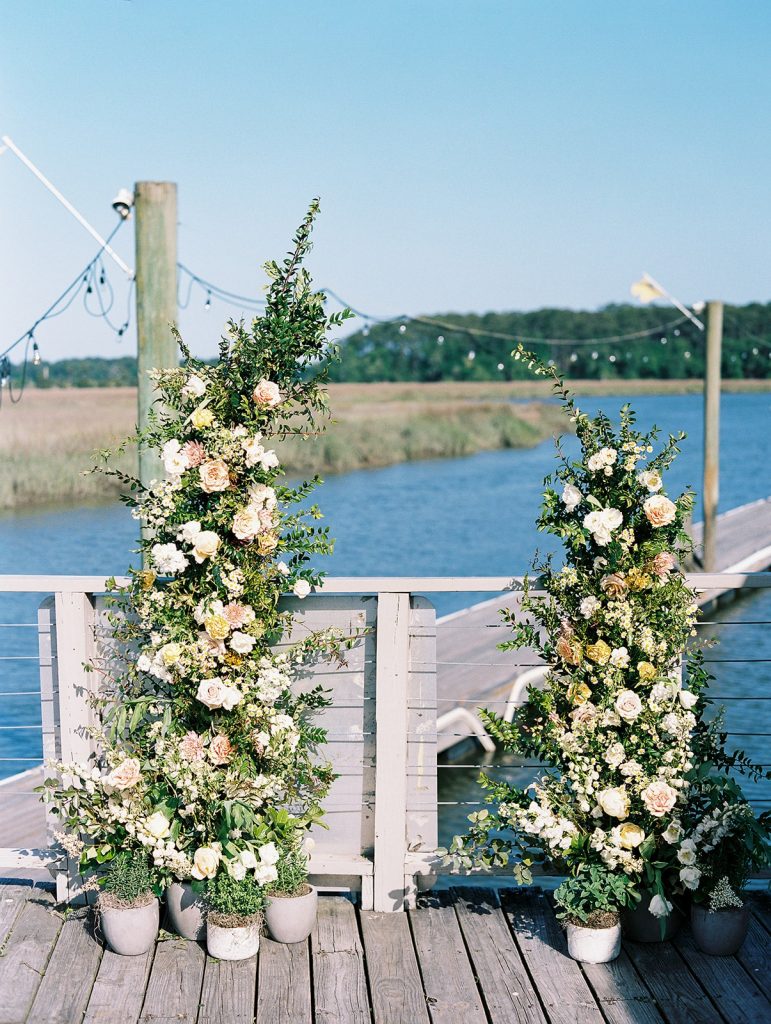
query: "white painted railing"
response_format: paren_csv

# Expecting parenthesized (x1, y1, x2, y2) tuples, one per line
(1, 572, 770, 910)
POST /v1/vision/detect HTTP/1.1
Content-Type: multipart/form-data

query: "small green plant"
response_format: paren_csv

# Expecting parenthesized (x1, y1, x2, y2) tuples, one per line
(269, 847, 309, 897)
(101, 851, 155, 907)
(554, 866, 639, 928)
(207, 872, 266, 926)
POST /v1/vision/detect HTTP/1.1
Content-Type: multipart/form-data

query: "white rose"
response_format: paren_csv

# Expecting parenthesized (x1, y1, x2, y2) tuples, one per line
(227, 858, 247, 880)
(679, 866, 701, 890)
(192, 530, 220, 564)
(196, 677, 226, 710)
(293, 579, 311, 599)
(579, 595, 600, 618)
(177, 520, 202, 544)
(277, 560, 290, 577)
(230, 631, 256, 654)
(145, 811, 170, 839)
(610, 647, 630, 669)
(260, 449, 280, 470)
(597, 786, 629, 819)
(232, 507, 263, 541)
(259, 841, 280, 865)
(662, 820, 683, 844)
(182, 374, 207, 399)
(220, 685, 243, 711)
(191, 846, 220, 880)
(240, 849, 258, 871)
(604, 742, 626, 767)
(648, 894, 673, 918)
(583, 508, 623, 546)
(679, 690, 698, 709)
(638, 469, 663, 492)
(249, 483, 277, 509)
(152, 543, 189, 576)
(615, 690, 642, 721)
(254, 862, 278, 886)
(162, 439, 189, 478)
(242, 436, 266, 467)
(561, 483, 582, 511)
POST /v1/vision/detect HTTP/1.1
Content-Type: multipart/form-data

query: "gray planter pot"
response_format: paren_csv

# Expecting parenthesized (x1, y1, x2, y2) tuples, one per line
(566, 920, 621, 963)
(691, 903, 750, 956)
(166, 881, 207, 940)
(207, 917, 260, 960)
(622, 897, 681, 943)
(99, 897, 159, 956)
(264, 886, 318, 944)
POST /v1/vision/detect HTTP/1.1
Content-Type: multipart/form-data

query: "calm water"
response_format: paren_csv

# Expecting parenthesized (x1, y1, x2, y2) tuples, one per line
(1, 392, 769, 830)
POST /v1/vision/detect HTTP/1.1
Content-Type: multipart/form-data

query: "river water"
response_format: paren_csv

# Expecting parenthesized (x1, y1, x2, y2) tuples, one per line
(1, 392, 769, 840)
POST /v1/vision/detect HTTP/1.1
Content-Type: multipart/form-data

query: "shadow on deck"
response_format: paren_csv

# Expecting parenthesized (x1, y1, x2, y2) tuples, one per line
(0, 882, 768, 1024)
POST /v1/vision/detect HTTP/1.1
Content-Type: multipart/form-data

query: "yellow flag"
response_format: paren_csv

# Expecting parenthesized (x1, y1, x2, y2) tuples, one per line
(630, 276, 664, 304)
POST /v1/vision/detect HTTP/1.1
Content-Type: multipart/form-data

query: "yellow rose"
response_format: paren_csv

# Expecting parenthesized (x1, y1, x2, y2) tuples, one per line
(223, 651, 244, 667)
(160, 642, 182, 666)
(257, 531, 279, 555)
(637, 661, 656, 681)
(626, 568, 653, 592)
(191, 407, 215, 430)
(618, 822, 645, 849)
(586, 639, 611, 665)
(205, 613, 231, 640)
(568, 682, 592, 705)
(138, 569, 156, 591)
(191, 846, 220, 880)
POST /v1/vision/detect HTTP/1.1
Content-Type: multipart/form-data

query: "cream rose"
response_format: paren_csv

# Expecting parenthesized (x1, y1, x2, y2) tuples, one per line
(230, 631, 256, 654)
(199, 459, 230, 493)
(618, 822, 645, 849)
(159, 642, 182, 667)
(601, 573, 628, 598)
(643, 494, 677, 527)
(252, 378, 282, 407)
(204, 613, 231, 640)
(106, 758, 141, 791)
(615, 690, 643, 721)
(196, 677, 227, 710)
(233, 507, 263, 541)
(597, 786, 629, 819)
(641, 779, 678, 817)
(638, 469, 663, 492)
(191, 846, 220, 880)
(192, 530, 220, 563)
(145, 811, 171, 839)
(561, 483, 582, 511)
(293, 579, 311, 599)
(679, 689, 698, 709)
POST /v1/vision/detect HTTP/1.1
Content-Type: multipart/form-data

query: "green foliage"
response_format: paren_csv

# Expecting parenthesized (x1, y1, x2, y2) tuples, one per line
(269, 846, 309, 896)
(102, 851, 155, 904)
(207, 871, 266, 918)
(554, 865, 639, 925)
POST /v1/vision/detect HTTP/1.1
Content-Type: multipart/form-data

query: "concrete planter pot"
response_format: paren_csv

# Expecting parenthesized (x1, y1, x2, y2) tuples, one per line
(99, 896, 159, 956)
(265, 885, 318, 944)
(566, 919, 621, 963)
(622, 898, 681, 942)
(691, 903, 750, 956)
(166, 881, 207, 940)
(206, 914, 261, 960)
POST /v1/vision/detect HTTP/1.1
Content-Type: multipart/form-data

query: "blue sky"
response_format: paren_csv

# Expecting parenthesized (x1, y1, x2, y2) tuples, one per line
(2, 1, 771, 360)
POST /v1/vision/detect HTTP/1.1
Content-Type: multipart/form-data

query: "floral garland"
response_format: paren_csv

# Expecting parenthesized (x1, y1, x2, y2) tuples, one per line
(444, 346, 738, 915)
(43, 202, 354, 888)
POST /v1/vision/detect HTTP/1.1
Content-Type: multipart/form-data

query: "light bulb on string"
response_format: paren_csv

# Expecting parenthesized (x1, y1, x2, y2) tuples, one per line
(32, 339, 41, 366)
(204, 290, 212, 311)
(437, 335, 444, 345)
(398, 323, 407, 334)
(752, 347, 759, 356)
(660, 336, 667, 345)
(497, 362, 504, 371)
(684, 351, 691, 359)
(362, 322, 370, 337)
(591, 351, 599, 360)
(609, 354, 617, 363)
(467, 350, 476, 360)
(570, 352, 578, 362)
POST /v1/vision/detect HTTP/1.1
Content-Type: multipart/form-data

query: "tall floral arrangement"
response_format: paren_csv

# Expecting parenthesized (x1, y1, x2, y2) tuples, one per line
(43, 201, 353, 888)
(445, 347, 733, 916)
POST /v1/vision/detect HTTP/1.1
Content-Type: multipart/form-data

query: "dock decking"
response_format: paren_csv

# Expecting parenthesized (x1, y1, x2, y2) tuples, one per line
(0, 882, 768, 1024)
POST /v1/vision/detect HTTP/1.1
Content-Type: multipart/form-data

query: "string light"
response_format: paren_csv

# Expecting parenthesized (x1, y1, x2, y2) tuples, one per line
(32, 340, 41, 366)
(398, 323, 407, 334)
(437, 335, 444, 344)
(204, 290, 212, 311)
(497, 362, 504, 371)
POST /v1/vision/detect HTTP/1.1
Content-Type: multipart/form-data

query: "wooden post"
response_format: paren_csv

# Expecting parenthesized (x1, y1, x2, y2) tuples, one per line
(134, 181, 178, 488)
(373, 592, 410, 911)
(703, 300, 723, 572)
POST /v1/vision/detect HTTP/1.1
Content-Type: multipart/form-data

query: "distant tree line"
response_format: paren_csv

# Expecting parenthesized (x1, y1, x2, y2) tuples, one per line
(8, 302, 771, 386)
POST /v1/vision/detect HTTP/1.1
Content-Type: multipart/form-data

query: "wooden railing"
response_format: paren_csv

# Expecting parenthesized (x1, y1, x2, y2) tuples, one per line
(1, 573, 770, 911)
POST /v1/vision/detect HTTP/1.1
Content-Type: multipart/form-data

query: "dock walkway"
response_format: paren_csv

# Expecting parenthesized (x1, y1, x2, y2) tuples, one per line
(0, 882, 768, 1024)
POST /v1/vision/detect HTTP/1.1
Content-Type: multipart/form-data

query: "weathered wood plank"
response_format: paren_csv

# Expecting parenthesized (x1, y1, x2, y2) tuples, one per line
(138, 937, 206, 1024)
(0, 882, 32, 947)
(256, 938, 311, 1024)
(27, 911, 103, 1024)
(581, 950, 666, 1024)
(83, 947, 155, 1024)
(360, 911, 430, 1024)
(451, 887, 548, 1024)
(750, 892, 771, 934)
(199, 953, 257, 1024)
(736, 914, 771, 998)
(409, 891, 487, 1024)
(501, 889, 603, 1024)
(311, 898, 369, 1024)
(0, 887, 62, 1024)
(623, 939, 723, 1024)
(674, 927, 771, 1024)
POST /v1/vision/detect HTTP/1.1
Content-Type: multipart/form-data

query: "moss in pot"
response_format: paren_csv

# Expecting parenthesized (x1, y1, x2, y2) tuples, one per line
(206, 871, 266, 961)
(97, 852, 160, 956)
(554, 867, 637, 964)
(264, 846, 318, 944)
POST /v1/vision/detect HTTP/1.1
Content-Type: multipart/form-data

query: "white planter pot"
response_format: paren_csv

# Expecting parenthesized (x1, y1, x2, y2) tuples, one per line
(265, 886, 318, 944)
(99, 897, 160, 956)
(166, 881, 207, 940)
(566, 920, 621, 963)
(206, 918, 260, 961)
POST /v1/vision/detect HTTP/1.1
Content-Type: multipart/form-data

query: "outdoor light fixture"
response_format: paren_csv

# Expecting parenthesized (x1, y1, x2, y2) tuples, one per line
(112, 188, 134, 219)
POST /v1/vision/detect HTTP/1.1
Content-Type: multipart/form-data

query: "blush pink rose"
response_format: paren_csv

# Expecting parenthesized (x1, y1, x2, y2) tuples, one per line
(106, 758, 141, 790)
(651, 551, 676, 578)
(252, 378, 282, 408)
(181, 440, 206, 467)
(644, 495, 677, 528)
(199, 459, 231, 493)
(208, 733, 234, 765)
(641, 779, 678, 817)
(179, 731, 206, 761)
(223, 603, 249, 629)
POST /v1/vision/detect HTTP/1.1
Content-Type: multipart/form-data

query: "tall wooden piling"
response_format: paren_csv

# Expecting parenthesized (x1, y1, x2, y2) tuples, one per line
(703, 300, 723, 571)
(134, 181, 178, 488)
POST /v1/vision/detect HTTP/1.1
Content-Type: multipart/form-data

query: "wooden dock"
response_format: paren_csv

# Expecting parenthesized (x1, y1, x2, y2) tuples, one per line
(0, 881, 768, 1024)
(435, 497, 771, 752)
